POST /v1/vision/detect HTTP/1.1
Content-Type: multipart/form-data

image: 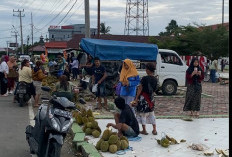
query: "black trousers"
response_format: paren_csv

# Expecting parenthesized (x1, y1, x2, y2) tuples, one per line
(0, 72, 8, 95)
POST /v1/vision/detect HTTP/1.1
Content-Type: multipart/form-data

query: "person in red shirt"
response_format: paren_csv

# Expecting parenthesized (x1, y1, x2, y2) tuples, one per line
(183, 58, 204, 118)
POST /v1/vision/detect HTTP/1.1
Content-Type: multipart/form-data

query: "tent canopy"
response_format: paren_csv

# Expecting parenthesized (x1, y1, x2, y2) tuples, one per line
(80, 38, 158, 61)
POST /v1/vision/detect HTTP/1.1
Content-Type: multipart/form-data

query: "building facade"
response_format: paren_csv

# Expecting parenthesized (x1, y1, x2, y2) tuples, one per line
(48, 24, 97, 41)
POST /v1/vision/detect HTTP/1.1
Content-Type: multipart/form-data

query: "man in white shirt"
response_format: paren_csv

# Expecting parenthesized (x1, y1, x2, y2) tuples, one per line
(0, 56, 9, 96)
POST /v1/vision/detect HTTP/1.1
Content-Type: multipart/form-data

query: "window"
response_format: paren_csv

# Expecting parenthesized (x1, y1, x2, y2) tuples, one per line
(160, 52, 183, 65)
(52, 34, 54, 38)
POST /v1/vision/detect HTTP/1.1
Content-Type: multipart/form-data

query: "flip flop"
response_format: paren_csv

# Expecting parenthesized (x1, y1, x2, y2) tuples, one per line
(140, 131, 148, 135)
(152, 131, 158, 135)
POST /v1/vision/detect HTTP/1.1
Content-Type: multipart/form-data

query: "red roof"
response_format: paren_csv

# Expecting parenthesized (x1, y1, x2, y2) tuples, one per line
(45, 42, 67, 49)
(29, 45, 45, 52)
(199, 22, 229, 31)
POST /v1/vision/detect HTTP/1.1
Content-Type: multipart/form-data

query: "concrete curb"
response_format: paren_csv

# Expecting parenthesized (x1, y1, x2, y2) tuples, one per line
(71, 122, 102, 157)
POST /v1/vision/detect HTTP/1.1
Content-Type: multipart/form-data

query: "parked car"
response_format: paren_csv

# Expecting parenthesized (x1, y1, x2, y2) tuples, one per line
(18, 55, 31, 62)
(80, 38, 187, 95)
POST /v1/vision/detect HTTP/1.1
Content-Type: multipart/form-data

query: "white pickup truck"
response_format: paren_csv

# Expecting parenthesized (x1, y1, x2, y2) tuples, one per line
(137, 49, 188, 95)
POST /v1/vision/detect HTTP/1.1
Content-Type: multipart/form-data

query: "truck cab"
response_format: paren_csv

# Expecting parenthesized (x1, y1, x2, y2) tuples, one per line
(137, 49, 188, 95)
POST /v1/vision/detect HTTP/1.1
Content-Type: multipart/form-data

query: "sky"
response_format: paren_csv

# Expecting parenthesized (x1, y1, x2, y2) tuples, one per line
(0, 0, 229, 48)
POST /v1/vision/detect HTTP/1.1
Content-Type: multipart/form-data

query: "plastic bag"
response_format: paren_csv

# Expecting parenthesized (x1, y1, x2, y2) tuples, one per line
(92, 84, 98, 93)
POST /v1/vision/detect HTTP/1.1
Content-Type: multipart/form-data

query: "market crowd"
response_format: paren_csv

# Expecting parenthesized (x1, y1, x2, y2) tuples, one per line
(0, 52, 227, 136)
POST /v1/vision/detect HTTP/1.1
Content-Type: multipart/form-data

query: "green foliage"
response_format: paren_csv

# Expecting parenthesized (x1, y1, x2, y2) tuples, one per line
(150, 20, 229, 59)
(100, 22, 111, 34)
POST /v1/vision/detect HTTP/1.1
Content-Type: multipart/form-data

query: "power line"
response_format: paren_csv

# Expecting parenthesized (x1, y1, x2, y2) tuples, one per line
(35, 0, 73, 31)
(57, 0, 78, 26)
(62, 1, 84, 24)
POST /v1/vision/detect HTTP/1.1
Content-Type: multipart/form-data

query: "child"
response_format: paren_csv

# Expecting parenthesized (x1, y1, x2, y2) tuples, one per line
(63, 64, 70, 81)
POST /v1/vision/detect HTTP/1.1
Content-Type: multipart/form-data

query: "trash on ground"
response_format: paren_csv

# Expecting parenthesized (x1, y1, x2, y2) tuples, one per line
(189, 144, 204, 151)
(204, 150, 214, 156)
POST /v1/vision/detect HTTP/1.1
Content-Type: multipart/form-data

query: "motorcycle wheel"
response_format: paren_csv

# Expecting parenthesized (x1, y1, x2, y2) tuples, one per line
(48, 140, 61, 157)
(19, 98, 24, 107)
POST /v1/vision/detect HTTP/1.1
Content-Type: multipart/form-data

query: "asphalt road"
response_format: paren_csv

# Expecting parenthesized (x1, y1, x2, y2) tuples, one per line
(0, 95, 31, 157)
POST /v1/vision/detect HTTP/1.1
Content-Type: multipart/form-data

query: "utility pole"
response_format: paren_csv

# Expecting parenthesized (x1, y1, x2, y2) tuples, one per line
(27, 35, 30, 54)
(31, 12, 34, 54)
(6, 41, 10, 56)
(97, 0, 100, 38)
(11, 30, 18, 51)
(85, 0, 90, 38)
(13, 9, 25, 54)
(222, 0, 224, 25)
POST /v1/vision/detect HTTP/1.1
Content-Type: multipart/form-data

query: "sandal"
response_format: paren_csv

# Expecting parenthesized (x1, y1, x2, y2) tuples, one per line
(152, 131, 158, 135)
(140, 131, 148, 135)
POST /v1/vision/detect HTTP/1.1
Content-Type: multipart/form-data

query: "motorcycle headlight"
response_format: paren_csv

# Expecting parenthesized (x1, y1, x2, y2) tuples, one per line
(61, 118, 73, 132)
(50, 117, 60, 131)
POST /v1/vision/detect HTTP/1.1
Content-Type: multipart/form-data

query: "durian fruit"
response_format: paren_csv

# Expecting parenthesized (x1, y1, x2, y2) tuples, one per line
(121, 140, 129, 150)
(82, 124, 87, 132)
(81, 108, 87, 117)
(109, 144, 118, 153)
(96, 126, 102, 133)
(76, 114, 83, 125)
(92, 130, 101, 138)
(102, 129, 112, 141)
(116, 140, 121, 151)
(166, 135, 178, 145)
(82, 117, 89, 124)
(100, 141, 109, 152)
(95, 138, 104, 150)
(86, 122, 92, 128)
(157, 139, 161, 145)
(110, 132, 118, 136)
(88, 116, 95, 122)
(120, 136, 129, 144)
(92, 121, 99, 129)
(85, 128, 92, 135)
(87, 109, 93, 117)
(160, 138, 170, 148)
(108, 135, 118, 145)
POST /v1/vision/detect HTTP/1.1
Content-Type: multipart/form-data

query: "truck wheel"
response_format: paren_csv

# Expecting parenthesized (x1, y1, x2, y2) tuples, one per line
(162, 80, 177, 95)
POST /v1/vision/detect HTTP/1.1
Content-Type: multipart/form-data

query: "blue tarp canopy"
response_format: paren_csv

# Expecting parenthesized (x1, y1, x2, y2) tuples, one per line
(80, 38, 158, 61)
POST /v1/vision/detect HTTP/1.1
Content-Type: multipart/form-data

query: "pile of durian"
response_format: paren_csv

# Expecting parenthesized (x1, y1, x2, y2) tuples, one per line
(41, 75, 58, 90)
(156, 135, 186, 148)
(95, 129, 129, 154)
(72, 108, 102, 138)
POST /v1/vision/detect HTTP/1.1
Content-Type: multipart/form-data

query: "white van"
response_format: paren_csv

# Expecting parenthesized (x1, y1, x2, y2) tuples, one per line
(137, 49, 188, 95)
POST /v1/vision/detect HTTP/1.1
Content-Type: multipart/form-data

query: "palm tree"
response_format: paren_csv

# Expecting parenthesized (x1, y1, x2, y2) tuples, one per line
(100, 22, 111, 34)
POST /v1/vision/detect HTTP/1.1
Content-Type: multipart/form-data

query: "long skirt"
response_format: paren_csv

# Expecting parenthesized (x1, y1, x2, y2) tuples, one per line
(183, 84, 202, 111)
(7, 77, 15, 90)
(0, 72, 8, 95)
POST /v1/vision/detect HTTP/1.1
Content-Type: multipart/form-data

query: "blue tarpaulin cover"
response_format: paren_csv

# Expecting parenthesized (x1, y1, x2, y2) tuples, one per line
(80, 38, 158, 61)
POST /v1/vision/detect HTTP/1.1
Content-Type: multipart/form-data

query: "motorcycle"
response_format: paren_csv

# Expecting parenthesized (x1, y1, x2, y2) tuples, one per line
(15, 81, 31, 107)
(25, 86, 79, 157)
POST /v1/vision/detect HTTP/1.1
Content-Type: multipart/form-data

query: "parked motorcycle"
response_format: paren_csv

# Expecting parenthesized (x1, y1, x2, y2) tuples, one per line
(15, 81, 31, 107)
(25, 86, 79, 157)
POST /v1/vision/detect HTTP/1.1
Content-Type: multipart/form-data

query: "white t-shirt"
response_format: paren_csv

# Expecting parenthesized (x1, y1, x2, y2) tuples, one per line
(0, 61, 9, 74)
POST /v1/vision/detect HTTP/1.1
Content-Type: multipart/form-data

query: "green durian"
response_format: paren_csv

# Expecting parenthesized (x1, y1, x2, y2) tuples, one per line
(92, 130, 101, 138)
(82, 117, 89, 124)
(87, 109, 93, 117)
(86, 122, 92, 128)
(120, 140, 129, 150)
(95, 138, 104, 150)
(76, 114, 83, 125)
(108, 135, 118, 145)
(109, 144, 118, 153)
(116, 140, 121, 151)
(85, 128, 92, 135)
(120, 136, 129, 144)
(92, 121, 99, 129)
(102, 129, 112, 141)
(100, 141, 109, 152)
(88, 116, 95, 122)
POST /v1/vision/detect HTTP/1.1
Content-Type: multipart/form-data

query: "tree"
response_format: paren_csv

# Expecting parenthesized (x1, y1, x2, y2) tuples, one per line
(159, 20, 179, 36)
(100, 22, 111, 34)
(151, 21, 229, 58)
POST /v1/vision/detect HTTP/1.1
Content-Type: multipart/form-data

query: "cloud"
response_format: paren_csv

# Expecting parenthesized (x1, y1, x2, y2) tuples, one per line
(0, 0, 229, 47)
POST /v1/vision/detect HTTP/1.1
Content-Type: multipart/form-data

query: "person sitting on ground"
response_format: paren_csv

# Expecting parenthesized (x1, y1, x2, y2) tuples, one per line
(106, 97, 139, 137)
(53, 75, 78, 101)
(63, 64, 71, 81)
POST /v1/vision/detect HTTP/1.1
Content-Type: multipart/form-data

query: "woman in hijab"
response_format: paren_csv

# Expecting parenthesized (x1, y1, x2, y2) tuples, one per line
(119, 59, 140, 113)
(183, 58, 204, 118)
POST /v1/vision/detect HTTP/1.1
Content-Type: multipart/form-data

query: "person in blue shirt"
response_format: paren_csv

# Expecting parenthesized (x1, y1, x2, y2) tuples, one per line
(119, 59, 140, 114)
(92, 57, 107, 110)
